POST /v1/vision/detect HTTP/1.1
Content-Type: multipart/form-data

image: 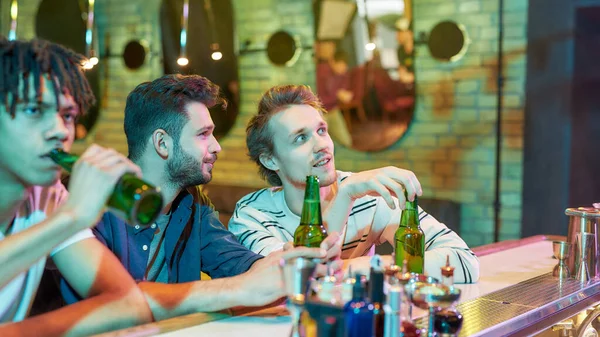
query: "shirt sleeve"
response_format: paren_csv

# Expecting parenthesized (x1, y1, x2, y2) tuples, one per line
(49, 229, 94, 257)
(373, 197, 480, 284)
(199, 205, 264, 279)
(418, 207, 480, 284)
(228, 204, 287, 256)
(48, 181, 95, 256)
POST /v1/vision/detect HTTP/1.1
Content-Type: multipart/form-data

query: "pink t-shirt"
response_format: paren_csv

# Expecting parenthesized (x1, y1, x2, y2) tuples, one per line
(0, 181, 93, 322)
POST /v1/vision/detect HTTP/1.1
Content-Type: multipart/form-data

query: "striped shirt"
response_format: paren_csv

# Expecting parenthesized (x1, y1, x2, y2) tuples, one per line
(228, 171, 479, 283)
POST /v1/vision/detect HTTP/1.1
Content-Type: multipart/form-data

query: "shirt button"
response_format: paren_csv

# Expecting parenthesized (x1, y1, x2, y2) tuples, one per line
(151, 224, 156, 229)
(142, 245, 148, 251)
(135, 225, 140, 230)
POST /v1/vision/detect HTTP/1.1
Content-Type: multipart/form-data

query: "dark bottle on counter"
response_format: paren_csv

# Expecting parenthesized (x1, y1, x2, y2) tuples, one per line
(369, 256, 385, 337)
(343, 274, 374, 337)
(49, 149, 163, 226)
(294, 175, 328, 247)
(394, 192, 425, 273)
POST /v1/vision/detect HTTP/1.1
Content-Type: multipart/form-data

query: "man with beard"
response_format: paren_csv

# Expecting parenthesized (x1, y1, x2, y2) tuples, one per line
(229, 84, 480, 283)
(61, 74, 342, 321)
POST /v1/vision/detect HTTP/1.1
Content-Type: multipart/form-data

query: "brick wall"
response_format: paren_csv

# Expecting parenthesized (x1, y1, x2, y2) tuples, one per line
(405, 0, 527, 245)
(13, 0, 527, 247)
(82, 0, 164, 154)
(212, 0, 318, 186)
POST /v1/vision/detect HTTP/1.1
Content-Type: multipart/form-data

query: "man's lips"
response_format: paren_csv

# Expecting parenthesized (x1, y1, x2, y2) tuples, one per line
(312, 155, 332, 167)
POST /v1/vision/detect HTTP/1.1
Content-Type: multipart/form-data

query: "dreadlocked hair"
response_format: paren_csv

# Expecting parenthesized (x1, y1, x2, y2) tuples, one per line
(0, 37, 95, 117)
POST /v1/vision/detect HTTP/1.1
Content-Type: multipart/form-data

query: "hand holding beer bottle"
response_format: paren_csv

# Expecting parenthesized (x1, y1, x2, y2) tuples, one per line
(51, 145, 163, 228)
(394, 191, 425, 273)
(294, 175, 328, 248)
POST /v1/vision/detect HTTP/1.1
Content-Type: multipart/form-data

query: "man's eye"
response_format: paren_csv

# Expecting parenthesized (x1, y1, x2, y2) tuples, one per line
(63, 113, 76, 122)
(294, 134, 306, 143)
(24, 106, 41, 115)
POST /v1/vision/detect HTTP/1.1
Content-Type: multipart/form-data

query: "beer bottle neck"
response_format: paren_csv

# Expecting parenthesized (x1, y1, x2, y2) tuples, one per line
(405, 195, 418, 211)
(300, 176, 322, 226)
(401, 196, 419, 228)
(49, 149, 78, 172)
(300, 201, 322, 225)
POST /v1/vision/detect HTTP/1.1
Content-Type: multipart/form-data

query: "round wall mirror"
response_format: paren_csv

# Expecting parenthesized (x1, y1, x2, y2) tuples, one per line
(35, 0, 101, 140)
(123, 40, 147, 70)
(313, 0, 415, 152)
(266, 30, 300, 67)
(160, 0, 239, 140)
(428, 21, 469, 62)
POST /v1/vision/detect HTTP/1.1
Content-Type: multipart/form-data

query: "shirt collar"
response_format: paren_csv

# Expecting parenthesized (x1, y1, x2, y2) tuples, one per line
(131, 190, 194, 234)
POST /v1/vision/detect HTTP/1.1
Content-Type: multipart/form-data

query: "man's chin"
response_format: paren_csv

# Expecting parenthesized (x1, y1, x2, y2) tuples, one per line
(27, 172, 61, 187)
(317, 170, 337, 187)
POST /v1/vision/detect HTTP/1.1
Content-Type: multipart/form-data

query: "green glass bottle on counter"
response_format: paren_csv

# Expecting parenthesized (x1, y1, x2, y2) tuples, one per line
(49, 149, 164, 227)
(293, 175, 328, 247)
(394, 192, 425, 274)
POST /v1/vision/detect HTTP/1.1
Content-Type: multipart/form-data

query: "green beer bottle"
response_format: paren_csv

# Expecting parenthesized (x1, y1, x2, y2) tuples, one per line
(293, 175, 328, 248)
(49, 149, 164, 227)
(394, 193, 425, 274)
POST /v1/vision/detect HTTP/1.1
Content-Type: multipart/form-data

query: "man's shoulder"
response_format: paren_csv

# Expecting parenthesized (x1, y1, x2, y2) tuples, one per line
(336, 170, 353, 182)
(235, 186, 282, 209)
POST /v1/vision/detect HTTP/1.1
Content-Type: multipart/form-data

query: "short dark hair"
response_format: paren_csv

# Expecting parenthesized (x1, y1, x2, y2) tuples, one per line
(246, 84, 325, 186)
(0, 37, 95, 116)
(124, 74, 226, 161)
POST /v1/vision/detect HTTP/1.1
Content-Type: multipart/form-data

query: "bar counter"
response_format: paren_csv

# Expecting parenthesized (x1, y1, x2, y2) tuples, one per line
(94, 235, 600, 337)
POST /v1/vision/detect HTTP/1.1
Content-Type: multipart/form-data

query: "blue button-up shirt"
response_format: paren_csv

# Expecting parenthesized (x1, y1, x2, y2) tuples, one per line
(61, 188, 263, 302)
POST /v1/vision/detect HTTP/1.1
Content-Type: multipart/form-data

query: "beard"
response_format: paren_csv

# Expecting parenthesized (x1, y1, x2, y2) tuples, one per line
(167, 145, 211, 189)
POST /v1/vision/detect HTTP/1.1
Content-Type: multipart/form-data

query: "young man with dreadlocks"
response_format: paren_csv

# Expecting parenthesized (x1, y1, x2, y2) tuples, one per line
(0, 38, 153, 335)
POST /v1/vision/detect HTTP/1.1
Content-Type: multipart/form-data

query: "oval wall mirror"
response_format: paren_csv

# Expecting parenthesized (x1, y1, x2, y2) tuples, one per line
(160, 0, 239, 139)
(35, 0, 101, 140)
(313, 0, 415, 152)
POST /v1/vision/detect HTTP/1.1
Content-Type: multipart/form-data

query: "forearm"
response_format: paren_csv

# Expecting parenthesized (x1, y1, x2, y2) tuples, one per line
(323, 192, 354, 235)
(0, 287, 151, 337)
(139, 277, 243, 321)
(0, 210, 80, 288)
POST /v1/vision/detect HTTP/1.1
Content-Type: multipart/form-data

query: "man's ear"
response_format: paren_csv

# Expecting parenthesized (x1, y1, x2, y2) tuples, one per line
(152, 129, 172, 159)
(259, 153, 279, 171)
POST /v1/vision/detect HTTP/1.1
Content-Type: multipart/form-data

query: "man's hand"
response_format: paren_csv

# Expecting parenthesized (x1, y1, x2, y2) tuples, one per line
(594, 203, 600, 209)
(61, 144, 142, 229)
(283, 231, 342, 262)
(241, 232, 343, 307)
(338, 166, 423, 209)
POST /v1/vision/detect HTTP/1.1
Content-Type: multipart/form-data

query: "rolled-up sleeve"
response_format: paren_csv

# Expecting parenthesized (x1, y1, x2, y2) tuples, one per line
(199, 206, 264, 278)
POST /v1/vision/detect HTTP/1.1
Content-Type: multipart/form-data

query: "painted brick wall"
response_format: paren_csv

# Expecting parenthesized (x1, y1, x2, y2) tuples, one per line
(13, 0, 527, 247)
(405, 0, 527, 246)
(211, 0, 318, 187)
